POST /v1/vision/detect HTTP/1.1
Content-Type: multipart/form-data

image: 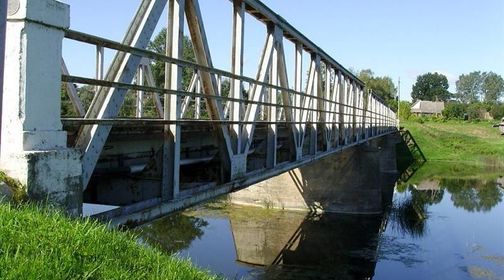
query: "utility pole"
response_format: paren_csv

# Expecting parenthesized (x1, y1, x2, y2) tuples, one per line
(397, 77, 401, 129)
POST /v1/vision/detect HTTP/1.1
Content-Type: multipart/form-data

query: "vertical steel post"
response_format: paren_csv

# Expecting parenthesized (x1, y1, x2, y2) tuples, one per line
(338, 73, 346, 145)
(351, 81, 357, 143)
(294, 43, 303, 159)
(95, 46, 104, 94)
(162, 0, 185, 200)
(310, 55, 320, 155)
(195, 77, 201, 119)
(136, 65, 144, 118)
(266, 25, 280, 169)
(397, 77, 401, 129)
(324, 64, 331, 151)
(332, 72, 341, 147)
(231, 0, 244, 154)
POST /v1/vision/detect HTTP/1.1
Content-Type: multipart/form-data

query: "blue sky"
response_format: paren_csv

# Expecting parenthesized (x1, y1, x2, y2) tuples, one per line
(62, 0, 504, 101)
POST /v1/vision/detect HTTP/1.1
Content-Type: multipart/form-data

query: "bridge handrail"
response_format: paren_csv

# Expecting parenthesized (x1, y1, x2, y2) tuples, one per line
(62, 29, 397, 131)
(61, 74, 392, 123)
(64, 29, 392, 111)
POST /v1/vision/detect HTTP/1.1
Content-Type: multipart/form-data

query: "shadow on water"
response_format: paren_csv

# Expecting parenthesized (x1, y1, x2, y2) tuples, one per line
(257, 213, 386, 280)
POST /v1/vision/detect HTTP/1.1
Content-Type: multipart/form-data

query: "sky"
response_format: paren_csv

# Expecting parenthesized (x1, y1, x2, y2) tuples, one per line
(61, 0, 504, 101)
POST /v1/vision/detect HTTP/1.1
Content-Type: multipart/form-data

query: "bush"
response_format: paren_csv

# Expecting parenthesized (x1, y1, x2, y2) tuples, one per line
(442, 102, 467, 119)
(411, 115, 428, 124)
(467, 103, 487, 120)
(490, 103, 504, 120)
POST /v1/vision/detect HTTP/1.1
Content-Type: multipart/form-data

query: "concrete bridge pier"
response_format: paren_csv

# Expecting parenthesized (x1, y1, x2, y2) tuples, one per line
(230, 133, 401, 214)
(1, 0, 82, 215)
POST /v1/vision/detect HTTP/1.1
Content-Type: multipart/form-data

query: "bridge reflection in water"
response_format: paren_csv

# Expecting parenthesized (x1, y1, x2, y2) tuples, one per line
(231, 212, 386, 279)
(137, 172, 397, 279)
(137, 201, 392, 279)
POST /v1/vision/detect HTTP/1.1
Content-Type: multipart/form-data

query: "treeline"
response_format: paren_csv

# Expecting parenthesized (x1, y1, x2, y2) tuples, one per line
(408, 71, 504, 120)
(443, 102, 504, 120)
(398, 101, 504, 121)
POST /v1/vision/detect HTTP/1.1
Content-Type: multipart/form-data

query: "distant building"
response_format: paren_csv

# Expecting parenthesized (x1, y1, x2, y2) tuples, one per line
(411, 100, 445, 116)
(413, 179, 441, 191)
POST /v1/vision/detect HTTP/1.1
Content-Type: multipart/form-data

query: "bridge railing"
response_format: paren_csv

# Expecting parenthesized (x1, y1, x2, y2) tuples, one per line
(59, 0, 397, 197)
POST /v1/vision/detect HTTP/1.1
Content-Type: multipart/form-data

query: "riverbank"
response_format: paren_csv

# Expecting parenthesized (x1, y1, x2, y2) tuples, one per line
(402, 119, 504, 165)
(0, 203, 220, 280)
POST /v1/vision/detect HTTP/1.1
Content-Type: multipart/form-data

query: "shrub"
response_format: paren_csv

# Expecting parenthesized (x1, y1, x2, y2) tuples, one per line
(490, 103, 504, 120)
(466, 102, 487, 120)
(398, 101, 412, 121)
(442, 102, 467, 119)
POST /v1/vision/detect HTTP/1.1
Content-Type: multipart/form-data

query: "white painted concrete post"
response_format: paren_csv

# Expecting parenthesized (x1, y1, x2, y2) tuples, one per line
(1, 0, 82, 215)
(0, 0, 7, 154)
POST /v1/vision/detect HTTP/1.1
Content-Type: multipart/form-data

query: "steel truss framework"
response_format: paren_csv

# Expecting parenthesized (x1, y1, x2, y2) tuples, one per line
(61, 0, 397, 205)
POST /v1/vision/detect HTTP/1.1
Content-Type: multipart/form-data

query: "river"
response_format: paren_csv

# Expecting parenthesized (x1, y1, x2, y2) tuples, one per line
(136, 162, 504, 279)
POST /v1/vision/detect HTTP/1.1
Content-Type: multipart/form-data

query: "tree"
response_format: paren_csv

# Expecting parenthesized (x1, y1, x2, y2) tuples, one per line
(455, 71, 504, 104)
(482, 72, 504, 103)
(76, 85, 95, 111)
(148, 28, 196, 90)
(358, 69, 397, 108)
(398, 101, 411, 121)
(61, 84, 95, 117)
(455, 71, 483, 104)
(60, 83, 76, 117)
(411, 72, 451, 102)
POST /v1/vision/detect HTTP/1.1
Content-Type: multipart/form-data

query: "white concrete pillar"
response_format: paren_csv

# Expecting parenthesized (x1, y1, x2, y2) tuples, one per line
(1, 0, 82, 215)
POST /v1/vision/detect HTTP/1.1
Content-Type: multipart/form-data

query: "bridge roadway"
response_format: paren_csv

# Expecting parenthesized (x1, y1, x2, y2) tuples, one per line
(0, 0, 398, 219)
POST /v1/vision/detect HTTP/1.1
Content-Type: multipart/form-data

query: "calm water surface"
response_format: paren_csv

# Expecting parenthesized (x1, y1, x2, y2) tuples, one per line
(137, 164, 504, 279)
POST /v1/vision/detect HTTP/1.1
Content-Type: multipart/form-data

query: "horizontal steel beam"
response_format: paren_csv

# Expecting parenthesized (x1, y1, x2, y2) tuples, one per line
(61, 118, 395, 126)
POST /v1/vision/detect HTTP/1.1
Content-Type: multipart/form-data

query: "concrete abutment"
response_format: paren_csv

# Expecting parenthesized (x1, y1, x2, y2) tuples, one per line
(230, 133, 402, 214)
(0, 0, 82, 215)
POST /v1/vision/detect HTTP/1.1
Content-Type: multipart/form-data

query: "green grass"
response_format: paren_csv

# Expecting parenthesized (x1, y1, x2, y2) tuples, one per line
(0, 203, 220, 280)
(402, 119, 504, 165)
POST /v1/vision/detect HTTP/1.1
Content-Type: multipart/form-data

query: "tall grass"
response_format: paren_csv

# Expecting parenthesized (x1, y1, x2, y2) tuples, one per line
(0, 203, 220, 280)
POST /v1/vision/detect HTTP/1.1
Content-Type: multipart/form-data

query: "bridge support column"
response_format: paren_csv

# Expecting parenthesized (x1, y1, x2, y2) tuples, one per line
(230, 134, 401, 214)
(0, 0, 82, 215)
